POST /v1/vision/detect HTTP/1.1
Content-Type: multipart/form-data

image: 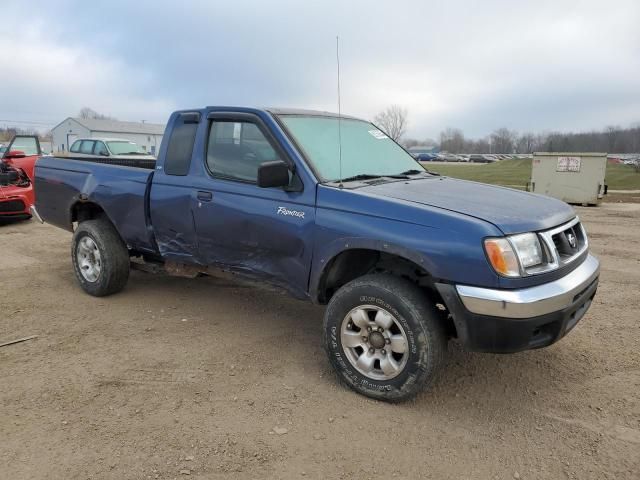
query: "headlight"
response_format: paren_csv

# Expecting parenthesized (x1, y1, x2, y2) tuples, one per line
(484, 233, 543, 277)
(509, 233, 543, 268)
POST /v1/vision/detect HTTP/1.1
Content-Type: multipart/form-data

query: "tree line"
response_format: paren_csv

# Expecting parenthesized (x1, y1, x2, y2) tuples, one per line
(427, 125, 640, 154)
(0, 126, 45, 143)
(374, 105, 640, 154)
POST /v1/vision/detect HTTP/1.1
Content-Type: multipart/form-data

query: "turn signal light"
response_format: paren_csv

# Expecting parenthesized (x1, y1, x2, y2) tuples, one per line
(484, 238, 520, 277)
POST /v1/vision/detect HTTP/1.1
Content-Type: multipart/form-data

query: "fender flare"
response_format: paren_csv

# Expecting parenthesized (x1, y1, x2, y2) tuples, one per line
(309, 236, 437, 303)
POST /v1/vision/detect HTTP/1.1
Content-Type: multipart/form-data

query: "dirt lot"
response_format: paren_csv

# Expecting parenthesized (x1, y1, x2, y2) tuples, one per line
(1, 204, 639, 480)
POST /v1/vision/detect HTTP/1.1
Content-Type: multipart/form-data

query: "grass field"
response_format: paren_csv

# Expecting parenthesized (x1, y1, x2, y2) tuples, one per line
(425, 159, 640, 190)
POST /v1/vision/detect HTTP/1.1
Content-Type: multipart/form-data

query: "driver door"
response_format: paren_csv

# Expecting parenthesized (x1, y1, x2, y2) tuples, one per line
(190, 113, 315, 296)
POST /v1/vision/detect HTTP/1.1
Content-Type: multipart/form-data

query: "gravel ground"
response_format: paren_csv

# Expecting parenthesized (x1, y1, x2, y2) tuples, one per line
(1, 203, 639, 479)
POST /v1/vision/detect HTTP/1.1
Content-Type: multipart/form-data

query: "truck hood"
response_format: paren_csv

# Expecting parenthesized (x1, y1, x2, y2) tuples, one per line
(360, 176, 575, 234)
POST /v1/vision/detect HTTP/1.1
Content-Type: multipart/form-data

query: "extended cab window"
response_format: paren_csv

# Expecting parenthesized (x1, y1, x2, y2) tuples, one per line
(79, 140, 95, 154)
(164, 115, 199, 176)
(207, 121, 278, 182)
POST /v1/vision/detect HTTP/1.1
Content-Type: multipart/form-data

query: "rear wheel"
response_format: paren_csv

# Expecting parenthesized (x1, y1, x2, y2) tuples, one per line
(323, 274, 446, 402)
(71, 218, 130, 296)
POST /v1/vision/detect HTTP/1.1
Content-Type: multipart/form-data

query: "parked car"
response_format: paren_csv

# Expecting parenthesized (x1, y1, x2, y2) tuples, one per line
(33, 106, 600, 402)
(0, 135, 41, 222)
(65, 138, 156, 168)
(415, 153, 438, 162)
(441, 153, 463, 162)
(469, 154, 497, 163)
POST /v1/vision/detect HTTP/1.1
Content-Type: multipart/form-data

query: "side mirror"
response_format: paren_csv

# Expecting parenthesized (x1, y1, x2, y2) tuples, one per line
(100, 150, 109, 156)
(257, 160, 290, 188)
(4, 150, 26, 159)
(0, 169, 19, 186)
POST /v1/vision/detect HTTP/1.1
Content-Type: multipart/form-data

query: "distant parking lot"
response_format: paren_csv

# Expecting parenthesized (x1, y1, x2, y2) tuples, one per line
(1, 203, 639, 479)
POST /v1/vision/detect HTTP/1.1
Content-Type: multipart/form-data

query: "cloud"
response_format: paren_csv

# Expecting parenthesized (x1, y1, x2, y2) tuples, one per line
(1, 16, 175, 127)
(1, 0, 639, 138)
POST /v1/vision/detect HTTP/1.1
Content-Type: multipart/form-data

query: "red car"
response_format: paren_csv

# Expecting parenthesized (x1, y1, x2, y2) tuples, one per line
(0, 135, 41, 222)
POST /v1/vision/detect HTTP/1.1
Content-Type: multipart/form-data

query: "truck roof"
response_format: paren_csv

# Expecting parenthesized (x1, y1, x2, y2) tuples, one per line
(265, 108, 362, 121)
(73, 137, 140, 143)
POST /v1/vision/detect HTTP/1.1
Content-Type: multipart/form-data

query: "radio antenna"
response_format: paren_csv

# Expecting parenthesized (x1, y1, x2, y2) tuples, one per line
(336, 36, 343, 188)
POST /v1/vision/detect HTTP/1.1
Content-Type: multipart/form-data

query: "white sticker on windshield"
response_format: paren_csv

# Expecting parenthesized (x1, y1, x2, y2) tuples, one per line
(368, 129, 388, 139)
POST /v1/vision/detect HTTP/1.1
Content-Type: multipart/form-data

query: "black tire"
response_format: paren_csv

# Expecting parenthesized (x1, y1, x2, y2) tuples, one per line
(323, 274, 446, 402)
(71, 218, 130, 296)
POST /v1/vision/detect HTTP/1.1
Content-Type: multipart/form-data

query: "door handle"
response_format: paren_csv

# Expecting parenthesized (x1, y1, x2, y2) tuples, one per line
(197, 191, 213, 202)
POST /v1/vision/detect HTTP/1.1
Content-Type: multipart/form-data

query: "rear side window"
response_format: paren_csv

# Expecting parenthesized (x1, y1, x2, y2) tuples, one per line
(80, 140, 95, 154)
(164, 113, 199, 176)
(94, 141, 108, 156)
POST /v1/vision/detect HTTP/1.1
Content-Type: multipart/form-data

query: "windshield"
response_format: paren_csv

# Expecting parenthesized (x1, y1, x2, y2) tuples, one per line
(106, 141, 147, 155)
(279, 116, 424, 182)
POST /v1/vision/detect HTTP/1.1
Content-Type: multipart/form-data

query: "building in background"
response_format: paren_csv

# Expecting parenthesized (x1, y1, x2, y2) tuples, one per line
(51, 118, 165, 155)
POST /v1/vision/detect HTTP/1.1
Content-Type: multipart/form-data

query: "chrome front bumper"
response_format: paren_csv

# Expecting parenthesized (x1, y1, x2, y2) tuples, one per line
(456, 254, 600, 319)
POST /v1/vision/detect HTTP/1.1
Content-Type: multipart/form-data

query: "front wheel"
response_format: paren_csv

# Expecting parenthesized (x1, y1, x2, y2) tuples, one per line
(71, 218, 130, 296)
(323, 274, 446, 402)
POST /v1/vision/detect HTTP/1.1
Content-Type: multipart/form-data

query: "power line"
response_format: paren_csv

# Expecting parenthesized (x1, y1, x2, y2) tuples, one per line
(0, 119, 57, 126)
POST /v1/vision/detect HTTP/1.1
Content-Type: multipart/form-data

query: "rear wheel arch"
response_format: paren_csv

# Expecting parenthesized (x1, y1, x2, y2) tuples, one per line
(71, 201, 111, 224)
(70, 201, 129, 249)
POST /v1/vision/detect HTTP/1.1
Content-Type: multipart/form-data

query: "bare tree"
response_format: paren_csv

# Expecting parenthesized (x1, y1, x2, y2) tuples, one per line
(516, 132, 535, 154)
(490, 128, 517, 154)
(439, 127, 465, 153)
(78, 107, 115, 120)
(605, 125, 621, 152)
(402, 138, 421, 148)
(374, 105, 408, 141)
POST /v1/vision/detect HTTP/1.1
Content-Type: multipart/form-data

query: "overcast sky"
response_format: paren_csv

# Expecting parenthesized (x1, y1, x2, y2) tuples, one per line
(2, 0, 639, 139)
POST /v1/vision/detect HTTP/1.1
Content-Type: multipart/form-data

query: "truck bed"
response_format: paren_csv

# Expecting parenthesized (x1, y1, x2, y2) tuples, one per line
(54, 155, 156, 170)
(34, 156, 157, 253)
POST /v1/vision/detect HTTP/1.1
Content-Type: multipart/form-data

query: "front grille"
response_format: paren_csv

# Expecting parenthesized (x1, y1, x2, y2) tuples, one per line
(0, 199, 26, 213)
(551, 224, 586, 261)
(524, 218, 588, 276)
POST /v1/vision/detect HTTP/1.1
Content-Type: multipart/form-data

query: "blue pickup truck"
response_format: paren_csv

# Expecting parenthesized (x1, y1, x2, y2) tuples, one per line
(33, 107, 600, 401)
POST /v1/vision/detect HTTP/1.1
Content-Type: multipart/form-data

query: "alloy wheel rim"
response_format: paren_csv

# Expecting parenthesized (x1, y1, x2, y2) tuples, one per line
(340, 305, 409, 381)
(76, 236, 102, 282)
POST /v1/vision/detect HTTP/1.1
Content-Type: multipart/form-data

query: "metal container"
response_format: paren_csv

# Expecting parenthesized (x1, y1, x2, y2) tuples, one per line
(529, 152, 607, 205)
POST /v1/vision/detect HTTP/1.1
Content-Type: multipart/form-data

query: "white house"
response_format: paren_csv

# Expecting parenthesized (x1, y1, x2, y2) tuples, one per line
(51, 117, 165, 155)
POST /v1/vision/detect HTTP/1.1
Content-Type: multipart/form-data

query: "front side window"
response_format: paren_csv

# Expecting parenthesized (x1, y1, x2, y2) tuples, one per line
(207, 120, 278, 182)
(79, 140, 95, 154)
(70, 140, 82, 153)
(278, 116, 423, 182)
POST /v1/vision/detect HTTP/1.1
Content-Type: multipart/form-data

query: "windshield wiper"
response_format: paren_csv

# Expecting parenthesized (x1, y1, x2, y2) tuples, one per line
(398, 168, 440, 177)
(338, 174, 385, 183)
